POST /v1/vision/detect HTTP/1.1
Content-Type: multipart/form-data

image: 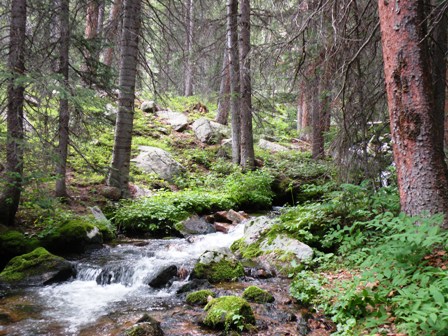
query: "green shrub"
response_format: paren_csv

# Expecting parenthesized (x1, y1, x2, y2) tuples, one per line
(114, 190, 234, 235)
(317, 214, 448, 335)
(224, 169, 274, 209)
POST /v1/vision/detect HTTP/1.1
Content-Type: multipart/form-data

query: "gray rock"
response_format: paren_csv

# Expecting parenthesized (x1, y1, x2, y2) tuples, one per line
(260, 234, 313, 261)
(148, 265, 178, 288)
(178, 215, 216, 236)
(100, 186, 122, 201)
(121, 315, 164, 336)
(141, 100, 159, 113)
(90, 206, 107, 222)
(258, 139, 289, 152)
(192, 118, 229, 144)
(242, 216, 276, 245)
(156, 111, 189, 132)
(132, 146, 184, 181)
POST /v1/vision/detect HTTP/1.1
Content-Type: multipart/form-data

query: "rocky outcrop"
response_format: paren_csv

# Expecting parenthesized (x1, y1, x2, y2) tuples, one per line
(0, 247, 75, 287)
(192, 248, 244, 283)
(258, 139, 289, 152)
(191, 118, 229, 144)
(156, 111, 189, 132)
(132, 146, 183, 181)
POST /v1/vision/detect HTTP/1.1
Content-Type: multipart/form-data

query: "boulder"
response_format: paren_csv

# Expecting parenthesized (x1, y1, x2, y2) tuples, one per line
(40, 218, 111, 255)
(90, 206, 108, 221)
(132, 146, 183, 181)
(141, 101, 159, 113)
(148, 265, 178, 288)
(0, 247, 75, 287)
(203, 296, 255, 331)
(242, 216, 276, 245)
(156, 111, 189, 132)
(176, 215, 216, 236)
(191, 248, 244, 283)
(0, 228, 39, 270)
(191, 118, 229, 144)
(258, 139, 289, 152)
(121, 314, 164, 336)
(260, 234, 313, 261)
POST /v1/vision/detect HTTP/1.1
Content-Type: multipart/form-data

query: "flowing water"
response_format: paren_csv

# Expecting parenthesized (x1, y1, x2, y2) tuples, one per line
(0, 224, 245, 336)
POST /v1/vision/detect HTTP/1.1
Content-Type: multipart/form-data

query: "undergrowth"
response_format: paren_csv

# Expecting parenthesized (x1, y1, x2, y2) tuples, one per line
(288, 199, 448, 335)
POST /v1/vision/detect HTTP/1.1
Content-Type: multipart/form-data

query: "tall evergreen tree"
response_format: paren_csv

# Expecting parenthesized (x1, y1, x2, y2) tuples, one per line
(107, 0, 141, 197)
(0, 0, 27, 225)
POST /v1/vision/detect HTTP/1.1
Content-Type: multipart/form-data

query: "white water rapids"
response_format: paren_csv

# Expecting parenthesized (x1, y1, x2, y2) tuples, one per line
(2, 223, 245, 335)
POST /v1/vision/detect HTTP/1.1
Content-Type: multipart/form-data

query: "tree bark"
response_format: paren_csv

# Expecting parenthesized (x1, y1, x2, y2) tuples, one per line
(239, 0, 254, 169)
(430, 0, 447, 149)
(84, 0, 100, 81)
(55, 0, 71, 198)
(312, 73, 325, 159)
(227, 0, 241, 164)
(0, 0, 27, 225)
(184, 0, 194, 96)
(216, 47, 230, 125)
(103, 0, 122, 67)
(378, 0, 448, 226)
(107, 0, 141, 198)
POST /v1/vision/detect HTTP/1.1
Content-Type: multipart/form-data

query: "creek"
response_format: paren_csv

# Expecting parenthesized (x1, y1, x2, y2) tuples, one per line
(0, 224, 246, 335)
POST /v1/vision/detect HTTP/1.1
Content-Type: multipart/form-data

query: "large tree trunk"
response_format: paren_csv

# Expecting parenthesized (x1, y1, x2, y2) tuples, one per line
(431, 0, 447, 149)
(0, 0, 27, 225)
(103, 0, 122, 67)
(378, 0, 448, 226)
(216, 47, 230, 125)
(55, 0, 70, 198)
(184, 0, 194, 96)
(239, 0, 254, 169)
(107, 0, 141, 198)
(227, 0, 241, 164)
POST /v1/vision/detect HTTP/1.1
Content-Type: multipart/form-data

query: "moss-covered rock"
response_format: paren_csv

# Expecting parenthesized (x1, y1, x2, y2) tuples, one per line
(203, 296, 255, 332)
(0, 228, 40, 270)
(192, 250, 244, 283)
(242, 286, 274, 303)
(122, 314, 164, 336)
(0, 247, 75, 286)
(186, 290, 215, 306)
(41, 218, 114, 254)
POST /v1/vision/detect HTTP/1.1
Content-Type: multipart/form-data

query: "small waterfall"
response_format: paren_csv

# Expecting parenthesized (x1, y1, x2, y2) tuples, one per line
(34, 222, 245, 334)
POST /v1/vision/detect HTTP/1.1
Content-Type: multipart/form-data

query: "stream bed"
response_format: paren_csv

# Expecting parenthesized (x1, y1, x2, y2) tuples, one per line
(0, 219, 332, 336)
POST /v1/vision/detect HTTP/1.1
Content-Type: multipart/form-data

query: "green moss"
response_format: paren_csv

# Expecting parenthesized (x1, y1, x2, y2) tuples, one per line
(0, 247, 64, 283)
(186, 290, 216, 306)
(193, 258, 244, 283)
(242, 286, 274, 303)
(41, 218, 105, 254)
(203, 296, 255, 332)
(230, 239, 263, 259)
(0, 229, 40, 269)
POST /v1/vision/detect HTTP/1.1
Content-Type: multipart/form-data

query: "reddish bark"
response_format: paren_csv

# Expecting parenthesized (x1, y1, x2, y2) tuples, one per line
(378, 0, 448, 226)
(103, 0, 122, 67)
